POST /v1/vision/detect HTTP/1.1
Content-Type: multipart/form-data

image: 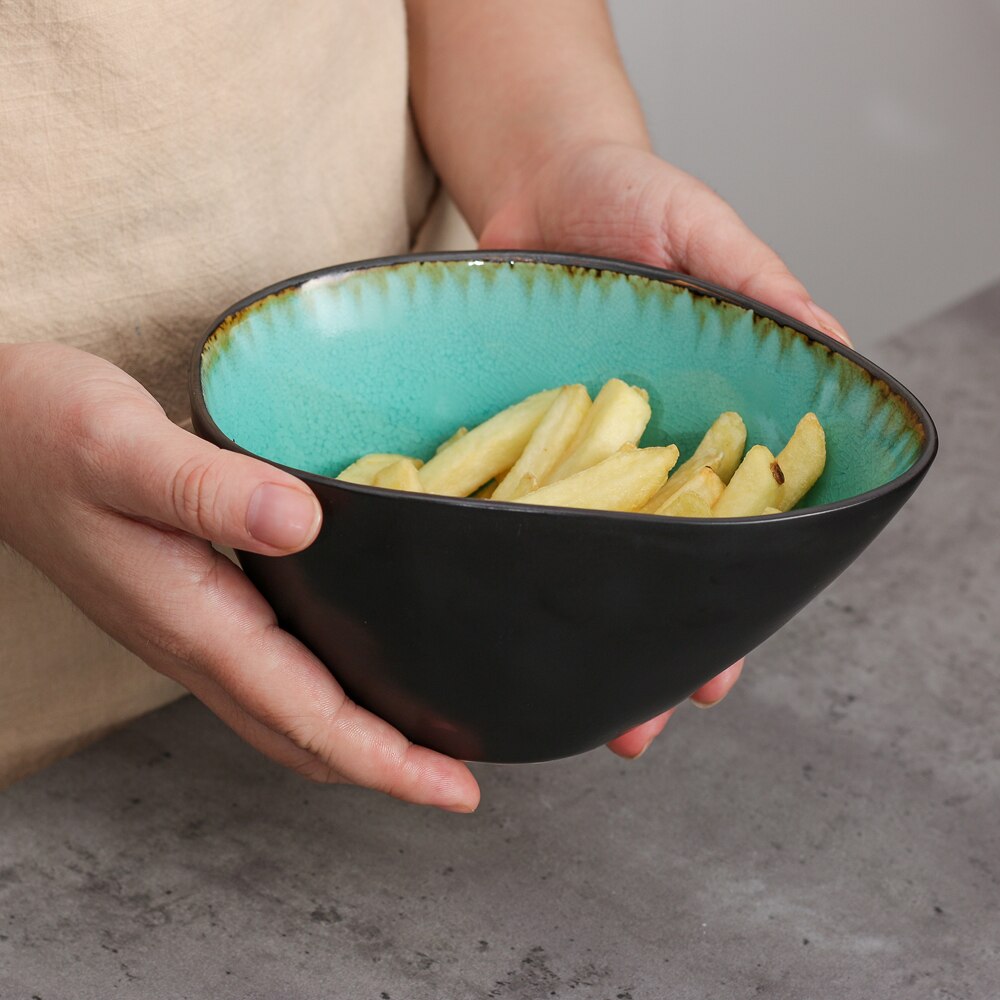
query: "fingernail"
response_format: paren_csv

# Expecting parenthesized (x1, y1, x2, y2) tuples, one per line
(247, 483, 320, 550)
(441, 801, 478, 814)
(806, 301, 853, 347)
(690, 658, 745, 709)
(691, 696, 722, 710)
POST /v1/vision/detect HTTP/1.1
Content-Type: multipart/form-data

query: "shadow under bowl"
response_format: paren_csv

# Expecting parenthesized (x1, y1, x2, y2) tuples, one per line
(191, 252, 936, 763)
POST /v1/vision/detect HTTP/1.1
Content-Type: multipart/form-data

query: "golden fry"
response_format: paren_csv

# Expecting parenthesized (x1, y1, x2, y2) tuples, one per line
(493, 472, 537, 500)
(707, 412, 749, 484)
(473, 479, 500, 499)
(655, 492, 715, 518)
(435, 426, 468, 454)
(493, 384, 591, 501)
(712, 445, 784, 517)
(342, 383, 826, 522)
(775, 412, 826, 510)
(419, 388, 559, 497)
(653, 466, 725, 515)
(338, 452, 423, 485)
(543, 379, 651, 485)
(373, 458, 423, 493)
(518, 445, 678, 512)
(641, 411, 746, 511)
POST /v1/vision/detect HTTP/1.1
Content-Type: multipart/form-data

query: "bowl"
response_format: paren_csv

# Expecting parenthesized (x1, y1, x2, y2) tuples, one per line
(190, 252, 936, 763)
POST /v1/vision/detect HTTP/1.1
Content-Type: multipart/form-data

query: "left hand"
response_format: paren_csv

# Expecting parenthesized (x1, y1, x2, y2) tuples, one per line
(478, 140, 851, 757)
(480, 140, 850, 346)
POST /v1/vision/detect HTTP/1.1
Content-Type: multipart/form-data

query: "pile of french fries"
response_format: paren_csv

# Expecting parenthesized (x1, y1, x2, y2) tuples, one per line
(337, 379, 826, 518)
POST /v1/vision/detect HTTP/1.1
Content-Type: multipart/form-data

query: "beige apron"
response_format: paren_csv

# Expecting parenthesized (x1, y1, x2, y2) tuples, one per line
(0, 0, 471, 786)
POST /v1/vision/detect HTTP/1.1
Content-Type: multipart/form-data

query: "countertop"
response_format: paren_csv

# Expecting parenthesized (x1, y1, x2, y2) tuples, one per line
(2, 283, 999, 1000)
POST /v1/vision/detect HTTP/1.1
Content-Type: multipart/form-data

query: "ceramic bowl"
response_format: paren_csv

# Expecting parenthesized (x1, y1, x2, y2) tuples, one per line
(190, 252, 936, 762)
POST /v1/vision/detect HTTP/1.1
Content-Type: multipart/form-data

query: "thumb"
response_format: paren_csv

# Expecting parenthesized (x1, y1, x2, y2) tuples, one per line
(672, 186, 852, 347)
(734, 261, 853, 350)
(99, 410, 322, 555)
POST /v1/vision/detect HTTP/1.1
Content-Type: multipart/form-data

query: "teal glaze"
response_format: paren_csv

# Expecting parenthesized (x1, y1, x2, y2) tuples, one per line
(201, 259, 924, 508)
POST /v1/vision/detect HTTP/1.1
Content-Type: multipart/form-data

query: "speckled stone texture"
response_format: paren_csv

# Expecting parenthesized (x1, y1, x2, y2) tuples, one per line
(2, 284, 998, 1000)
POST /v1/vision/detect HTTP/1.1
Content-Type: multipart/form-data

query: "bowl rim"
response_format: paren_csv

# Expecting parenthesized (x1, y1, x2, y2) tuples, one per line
(190, 250, 938, 525)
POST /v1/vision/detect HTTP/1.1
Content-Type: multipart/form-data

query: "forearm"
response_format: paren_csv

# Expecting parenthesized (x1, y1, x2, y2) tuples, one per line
(405, 0, 649, 234)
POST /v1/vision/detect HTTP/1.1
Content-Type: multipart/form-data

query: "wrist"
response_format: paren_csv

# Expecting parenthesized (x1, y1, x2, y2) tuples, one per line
(406, 0, 651, 237)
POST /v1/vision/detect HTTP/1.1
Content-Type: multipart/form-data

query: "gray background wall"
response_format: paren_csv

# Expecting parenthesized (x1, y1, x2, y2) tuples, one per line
(609, 0, 1000, 348)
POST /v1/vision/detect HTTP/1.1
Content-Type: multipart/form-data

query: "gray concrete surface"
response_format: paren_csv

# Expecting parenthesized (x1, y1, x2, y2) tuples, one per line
(2, 285, 999, 998)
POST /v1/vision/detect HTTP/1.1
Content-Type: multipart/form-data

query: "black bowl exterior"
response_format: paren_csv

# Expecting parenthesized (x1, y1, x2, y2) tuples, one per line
(224, 476, 925, 763)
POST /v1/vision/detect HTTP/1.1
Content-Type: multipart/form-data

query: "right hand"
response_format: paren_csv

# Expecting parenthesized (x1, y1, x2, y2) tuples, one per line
(0, 343, 479, 811)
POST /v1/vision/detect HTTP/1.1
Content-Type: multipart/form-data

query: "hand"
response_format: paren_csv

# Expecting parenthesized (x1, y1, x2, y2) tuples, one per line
(479, 141, 851, 757)
(480, 141, 851, 346)
(0, 343, 479, 811)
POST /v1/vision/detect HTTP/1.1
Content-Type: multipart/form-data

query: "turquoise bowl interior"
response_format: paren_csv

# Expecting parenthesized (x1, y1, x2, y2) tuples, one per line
(201, 256, 925, 507)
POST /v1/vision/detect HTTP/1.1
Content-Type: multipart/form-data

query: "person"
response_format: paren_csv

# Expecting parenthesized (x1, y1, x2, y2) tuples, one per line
(0, 1, 848, 808)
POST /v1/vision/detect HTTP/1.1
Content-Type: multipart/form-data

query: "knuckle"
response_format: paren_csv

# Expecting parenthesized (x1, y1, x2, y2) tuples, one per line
(265, 691, 352, 767)
(64, 393, 125, 489)
(128, 559, 225, 670)
(169, 451, 230, 538)
(291, 757, 346, 786)
(131, 596, 206, 669)
(272, 711, 338, 761)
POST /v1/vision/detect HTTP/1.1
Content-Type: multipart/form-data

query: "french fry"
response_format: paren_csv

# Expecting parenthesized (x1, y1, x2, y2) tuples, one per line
(641, 449, 722, 512)
(338, 452, 423, 485)
(707, 412, 749, 484)
(493, 384, 591, 501)
(518, 444, 678, 512)
(641, 411, 746, 511)
(435, 426, 468, 454)
(419, 388, 560, 497)
(340, 383, 826, 519)
(543, 379, 651, 485)
(373, 458, 423, 493)
(492, 472, 537, 500)
(653, 466, 725, 515)
(655, 492, 715, 518)
(712, 445, 784, 517)
(775, 412, 826, 510)
(473, 479, 501, 499)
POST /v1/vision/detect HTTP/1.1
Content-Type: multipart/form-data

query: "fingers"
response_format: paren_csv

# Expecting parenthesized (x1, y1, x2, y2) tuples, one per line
(606, 708, 675, 759)
(172, 664, 353, 784)
(803, 300, 852, 348)
(110, 531, 480, 811)
(742, 270, 852, 349)
(606, 657, 746, 759)
(183, 666, 478, 810)
(477, 143, 851, 348)
(88, 407, 322, 556)
(667, 181, 852, 347)
(690, 658, 745, 708)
